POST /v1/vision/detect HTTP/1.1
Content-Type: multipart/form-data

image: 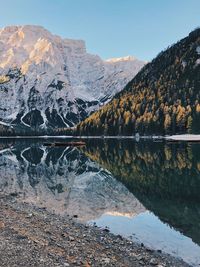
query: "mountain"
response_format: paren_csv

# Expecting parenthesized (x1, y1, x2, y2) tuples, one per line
(0, 25, 144, 134)
(76, 28, 200, 136)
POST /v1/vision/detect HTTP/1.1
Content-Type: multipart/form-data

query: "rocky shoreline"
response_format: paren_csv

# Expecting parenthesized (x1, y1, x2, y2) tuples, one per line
(0, 194, 190, 267)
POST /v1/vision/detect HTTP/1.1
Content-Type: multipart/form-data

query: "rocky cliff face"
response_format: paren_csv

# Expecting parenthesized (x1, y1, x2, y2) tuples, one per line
(0, 25, 145, 132)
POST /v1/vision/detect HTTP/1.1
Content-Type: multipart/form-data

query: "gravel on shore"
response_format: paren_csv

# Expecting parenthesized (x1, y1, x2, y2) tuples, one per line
(0, 194, 190, 267)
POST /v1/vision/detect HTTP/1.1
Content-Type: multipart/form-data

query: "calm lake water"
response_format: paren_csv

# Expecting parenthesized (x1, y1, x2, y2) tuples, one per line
(0, 138, 200, 266)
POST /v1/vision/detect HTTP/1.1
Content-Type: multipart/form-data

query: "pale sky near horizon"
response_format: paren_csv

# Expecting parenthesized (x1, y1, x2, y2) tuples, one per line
(0, 0, 199, 61)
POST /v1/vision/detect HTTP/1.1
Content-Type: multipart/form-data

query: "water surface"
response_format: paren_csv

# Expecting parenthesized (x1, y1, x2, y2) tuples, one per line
(0, 138, 200, 266)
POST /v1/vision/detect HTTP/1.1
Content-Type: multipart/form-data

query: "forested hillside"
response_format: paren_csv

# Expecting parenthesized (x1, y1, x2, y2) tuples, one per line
(76, 28, 200, 136)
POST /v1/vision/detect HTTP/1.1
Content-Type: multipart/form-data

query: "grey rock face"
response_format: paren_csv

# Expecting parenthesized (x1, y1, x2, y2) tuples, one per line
(0, 25, 145, 132)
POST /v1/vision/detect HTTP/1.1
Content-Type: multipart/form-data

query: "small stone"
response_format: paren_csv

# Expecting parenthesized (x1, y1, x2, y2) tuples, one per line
(69, 236, 75, 241)
(16, 235, 27, 240)
(150, 258, 158, 265)
(10, 192, 18, 197)
(61, 233, 67, 238)
(0, 221, 5, 228)
(103, 258, 110, 264)
(117, 234, 123, 240)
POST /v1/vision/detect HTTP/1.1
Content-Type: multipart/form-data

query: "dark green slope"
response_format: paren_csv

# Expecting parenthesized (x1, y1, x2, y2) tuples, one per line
(76, 28, 200, 136)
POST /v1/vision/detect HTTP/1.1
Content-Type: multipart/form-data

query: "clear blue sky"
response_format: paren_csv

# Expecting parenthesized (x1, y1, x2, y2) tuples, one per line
(0, 0, 199, 61)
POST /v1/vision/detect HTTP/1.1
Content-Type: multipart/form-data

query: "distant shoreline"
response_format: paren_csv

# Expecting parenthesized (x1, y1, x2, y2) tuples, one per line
(0, 134, 200, 141)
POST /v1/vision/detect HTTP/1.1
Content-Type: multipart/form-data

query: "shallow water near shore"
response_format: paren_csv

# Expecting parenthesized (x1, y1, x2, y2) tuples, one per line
(0, 138, 200, 266)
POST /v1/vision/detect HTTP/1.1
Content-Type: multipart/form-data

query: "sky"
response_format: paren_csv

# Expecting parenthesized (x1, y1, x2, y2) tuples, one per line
(0, 0, 199, 61)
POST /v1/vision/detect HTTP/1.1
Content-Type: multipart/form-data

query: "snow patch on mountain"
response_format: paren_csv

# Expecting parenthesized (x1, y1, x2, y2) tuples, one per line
(196, 46, 200, 55)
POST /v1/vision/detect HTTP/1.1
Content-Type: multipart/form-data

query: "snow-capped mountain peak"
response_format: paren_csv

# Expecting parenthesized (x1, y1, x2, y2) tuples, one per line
(106, 55, 136, 63)
(0, 25, 145, 132)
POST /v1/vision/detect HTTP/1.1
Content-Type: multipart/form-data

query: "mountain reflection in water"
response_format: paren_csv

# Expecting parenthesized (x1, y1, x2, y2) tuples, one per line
(0, 139, 144, 221)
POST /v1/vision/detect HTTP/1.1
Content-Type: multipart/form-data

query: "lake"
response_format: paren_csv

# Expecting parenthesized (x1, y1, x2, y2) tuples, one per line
(0, 138, 200, 266)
